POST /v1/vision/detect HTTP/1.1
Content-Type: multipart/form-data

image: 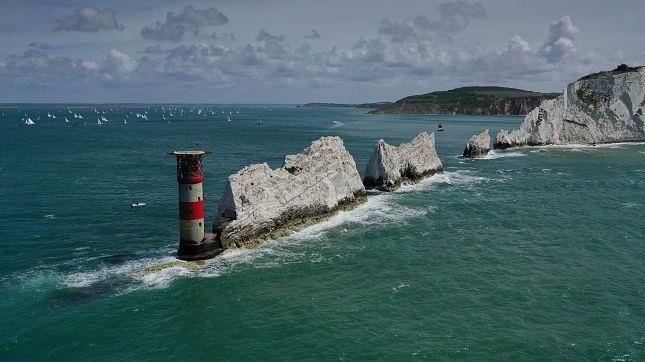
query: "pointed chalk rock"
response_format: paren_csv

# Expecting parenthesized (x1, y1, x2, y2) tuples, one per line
(363, 132, 443, 191)
(212, 136, 365, 249)
(463, 129, 491, 158)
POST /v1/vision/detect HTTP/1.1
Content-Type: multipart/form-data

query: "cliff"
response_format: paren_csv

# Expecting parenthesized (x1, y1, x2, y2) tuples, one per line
(494, 65, 645, 148)
(463, 129, 491, 158)
(369, 87, 558, 115)
(363, 132, 443, 191)
(212, 137, 365, 248)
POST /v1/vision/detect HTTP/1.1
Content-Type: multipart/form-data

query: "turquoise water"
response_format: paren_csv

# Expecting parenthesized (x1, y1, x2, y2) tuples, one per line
(1, 105, 643, 360)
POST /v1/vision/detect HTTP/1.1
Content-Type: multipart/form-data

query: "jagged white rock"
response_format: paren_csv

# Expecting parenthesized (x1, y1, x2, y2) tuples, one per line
(212, 136, 365, 248)
(494, 66, 645, 148)
(363, 132, 443, 191)
(463, 129, 491, 158)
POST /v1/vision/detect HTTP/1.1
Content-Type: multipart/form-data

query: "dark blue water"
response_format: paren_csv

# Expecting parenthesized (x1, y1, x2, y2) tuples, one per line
(1, 105, 643, 360)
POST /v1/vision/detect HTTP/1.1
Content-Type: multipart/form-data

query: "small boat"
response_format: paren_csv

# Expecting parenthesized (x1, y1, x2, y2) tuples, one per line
(227, 115, 232, 122)
(130, 202, 146, 208)
(437, 123, 444, 132)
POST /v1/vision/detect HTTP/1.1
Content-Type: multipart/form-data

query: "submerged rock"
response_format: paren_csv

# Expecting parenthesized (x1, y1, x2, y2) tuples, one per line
(463, 129, 491, 158)
(494, 65, 645, 148)
(363, 132, 443, 191)
(212, 136, 365, 249)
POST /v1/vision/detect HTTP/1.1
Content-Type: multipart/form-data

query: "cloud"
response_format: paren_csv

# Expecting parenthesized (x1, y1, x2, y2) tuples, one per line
(0, 46, 135, 86)
(304, 30, 321, 39)
(99, 49, 137, 81)
(0, 5, 622, 101)
(538, 16, 579, 63)
(141, 6, 229, 42)
(55, 8, 124, 32)
(377, 0, 486, 42)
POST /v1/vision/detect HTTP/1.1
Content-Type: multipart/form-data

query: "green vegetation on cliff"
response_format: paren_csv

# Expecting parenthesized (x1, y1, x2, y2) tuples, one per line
(369, 86, 559, 115)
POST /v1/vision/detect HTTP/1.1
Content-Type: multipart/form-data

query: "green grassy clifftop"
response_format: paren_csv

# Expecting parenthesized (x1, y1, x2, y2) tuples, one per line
(369, 86, 559, 115)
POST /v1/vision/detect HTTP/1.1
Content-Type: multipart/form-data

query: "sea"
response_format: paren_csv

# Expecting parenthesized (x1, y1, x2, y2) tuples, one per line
(0, 105, 643, 360)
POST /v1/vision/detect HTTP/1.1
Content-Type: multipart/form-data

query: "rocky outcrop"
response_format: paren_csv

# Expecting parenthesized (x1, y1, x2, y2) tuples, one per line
(212, 136, 365, 249)
(363, 132, 443, 191)
(494, 65, 645, 148)
(463, 129, 491, 158)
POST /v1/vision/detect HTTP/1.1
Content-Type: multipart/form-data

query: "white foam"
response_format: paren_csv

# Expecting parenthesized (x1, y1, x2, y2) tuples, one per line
(29, 170, 487, 292)
(479, 150, 526, 160)
(62, 255, 177, 288)
(391, 282, 410, 293)
(536, 141, 645, 150)
(331, 121, 344, 128)
(397, 170, 488, 192)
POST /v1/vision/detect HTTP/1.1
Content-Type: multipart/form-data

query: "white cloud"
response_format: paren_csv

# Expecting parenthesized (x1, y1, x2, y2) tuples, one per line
(538, 15, 579, 63)
(55, 8, 124, 32)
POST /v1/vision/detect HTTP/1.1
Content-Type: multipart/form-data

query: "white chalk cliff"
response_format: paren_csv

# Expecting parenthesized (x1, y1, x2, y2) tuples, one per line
(363, 132, 443, 191)
(494, 65, 645, 148)
(463, 129, 490, 158)
(212, 136, 365, 248)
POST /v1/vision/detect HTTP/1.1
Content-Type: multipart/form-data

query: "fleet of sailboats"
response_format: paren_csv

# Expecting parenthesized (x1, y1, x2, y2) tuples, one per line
(10, 105, 251, 126)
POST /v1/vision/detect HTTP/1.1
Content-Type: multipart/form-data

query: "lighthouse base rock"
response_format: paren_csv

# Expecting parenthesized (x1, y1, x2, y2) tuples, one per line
(494, 65, 645, 149)
(212, 136, 365, 249)
(363, 132, 443, 191)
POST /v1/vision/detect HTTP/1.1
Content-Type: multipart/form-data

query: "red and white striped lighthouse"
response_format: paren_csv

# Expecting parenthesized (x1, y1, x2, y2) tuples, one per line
(170, 150, 219, 260)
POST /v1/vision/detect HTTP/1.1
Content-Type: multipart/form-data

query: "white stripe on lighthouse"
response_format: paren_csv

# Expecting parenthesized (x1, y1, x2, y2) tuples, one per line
(178, 183, 203, 202)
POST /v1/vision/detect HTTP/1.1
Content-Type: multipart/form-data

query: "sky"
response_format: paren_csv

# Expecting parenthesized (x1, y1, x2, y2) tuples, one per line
(0, 0, 643, 103)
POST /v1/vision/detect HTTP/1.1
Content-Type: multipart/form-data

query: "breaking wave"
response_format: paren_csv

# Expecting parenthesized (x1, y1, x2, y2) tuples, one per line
(11, 171, 487, 294)
(479, 150, 527, 159)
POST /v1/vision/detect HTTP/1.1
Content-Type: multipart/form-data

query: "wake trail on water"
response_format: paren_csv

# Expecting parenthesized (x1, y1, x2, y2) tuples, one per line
(9, 171, 487, 294)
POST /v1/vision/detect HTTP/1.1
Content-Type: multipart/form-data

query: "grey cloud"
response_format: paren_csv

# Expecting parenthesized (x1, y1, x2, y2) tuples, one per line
(304, 30, 321, 39)
(28, 42, 52, 50)
(377, 0, 486, 42)
(201, 32, 235, 42)
(55, 8, 124, 32)
(0, 47, 135, 86)
(141, 6, 229, 42)
(140, 44, 165, 54)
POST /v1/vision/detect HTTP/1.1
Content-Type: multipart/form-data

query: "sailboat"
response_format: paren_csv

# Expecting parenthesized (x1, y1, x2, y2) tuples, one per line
(65, 117, 70, 123)
(97, 118, 104, 126)
(123, 118, 128, 124)
(24, 117, 35, 125)
(227, 115, 232, 122)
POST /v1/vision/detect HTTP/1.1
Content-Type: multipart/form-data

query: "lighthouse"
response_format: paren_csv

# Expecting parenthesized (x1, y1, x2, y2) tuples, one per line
(170, 150, 220, 260)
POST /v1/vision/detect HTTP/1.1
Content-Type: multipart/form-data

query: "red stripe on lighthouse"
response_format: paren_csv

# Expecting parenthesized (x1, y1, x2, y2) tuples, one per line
(179, 201, 205, 220)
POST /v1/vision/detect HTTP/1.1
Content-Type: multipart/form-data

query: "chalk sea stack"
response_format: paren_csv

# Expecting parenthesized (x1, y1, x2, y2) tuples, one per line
(463, 129, 491, 158)
(494, 65, 645, 149)
(363, 132, 443, 191)
(212, 136, 365, 249)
